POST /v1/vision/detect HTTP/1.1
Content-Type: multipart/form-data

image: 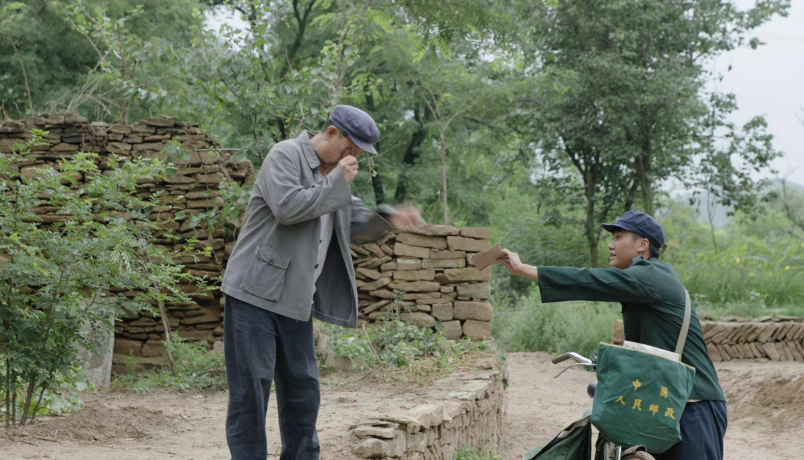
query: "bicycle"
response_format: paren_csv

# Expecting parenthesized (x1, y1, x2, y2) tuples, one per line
(551, 351, 655, 460)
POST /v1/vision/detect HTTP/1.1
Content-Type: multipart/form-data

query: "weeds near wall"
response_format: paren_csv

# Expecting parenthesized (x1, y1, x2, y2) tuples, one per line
(113, 336, 226, 393)
(319, 300, 496, 383)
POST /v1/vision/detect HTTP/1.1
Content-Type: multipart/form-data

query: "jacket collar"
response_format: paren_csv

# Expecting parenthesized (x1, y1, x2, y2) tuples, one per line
(630, 255, 658, 267)
(298, 131, 320, 170)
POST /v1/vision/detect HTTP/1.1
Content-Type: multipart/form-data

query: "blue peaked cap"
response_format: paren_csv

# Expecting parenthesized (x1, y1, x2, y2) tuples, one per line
(602, 210, 665, 249)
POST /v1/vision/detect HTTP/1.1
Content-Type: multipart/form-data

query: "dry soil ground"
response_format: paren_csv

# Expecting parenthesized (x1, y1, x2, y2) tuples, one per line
(2, 353, 802, 460)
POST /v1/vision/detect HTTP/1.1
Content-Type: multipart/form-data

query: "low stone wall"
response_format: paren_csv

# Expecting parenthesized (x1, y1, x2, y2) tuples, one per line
(351, 362, 504, 460)
(351, 226, 493, 340)
(701, 319, 804, 362)
(612, 317, 804, 362)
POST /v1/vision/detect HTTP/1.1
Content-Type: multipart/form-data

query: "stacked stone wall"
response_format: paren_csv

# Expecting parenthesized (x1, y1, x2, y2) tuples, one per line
(613, 317, 804, 362)
(0, 114, 253, 372)
(351, 226, 494, 341)
(1, 115, 496, 372)
(700, 319, 804, 362)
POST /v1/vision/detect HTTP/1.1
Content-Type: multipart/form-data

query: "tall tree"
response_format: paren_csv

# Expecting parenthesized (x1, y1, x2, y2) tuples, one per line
(515, 0, 788, 264)
(0, 0, 207, 120)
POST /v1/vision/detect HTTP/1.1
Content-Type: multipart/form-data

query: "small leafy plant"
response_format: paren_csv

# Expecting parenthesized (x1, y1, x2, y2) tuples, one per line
(320, 299, 494, 380)
(0, 130, 205, 427)
(113, 335, 226, 393)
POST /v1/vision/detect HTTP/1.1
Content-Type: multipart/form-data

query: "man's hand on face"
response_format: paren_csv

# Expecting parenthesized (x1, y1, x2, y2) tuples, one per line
(388, 206, 424, 232)
(338, 156, 359, 184)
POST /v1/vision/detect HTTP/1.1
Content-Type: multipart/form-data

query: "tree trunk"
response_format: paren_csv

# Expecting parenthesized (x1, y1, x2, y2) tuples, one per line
(365, 90, 385, 206)
(585, 180, 599, 267)
(439, 130, 448, 225)
(29, 381, 48, 424)
(19, 372, 36, 426)
(635, 155, 655, 215)
(623, 178, 640, 213)
(11, 370, 17, 426)
(707, 191, 719, 252)
(5, 359, 10, 428)
(394, 111, 427, 203)
(154, 282, 176, 376)
(642, 181, 655, 216)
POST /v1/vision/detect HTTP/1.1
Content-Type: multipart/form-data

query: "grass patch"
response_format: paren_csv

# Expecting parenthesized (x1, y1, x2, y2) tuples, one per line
(490, 285, 802, 363)
(113, 336, 226, 393)
(661, 202, 804, 308)
(694, 300, 804, 321)
(317, 311, 496, 382)
(114, 315, 496, 392)
(454, 445, 502, 460)
(492, 290, 620, 358)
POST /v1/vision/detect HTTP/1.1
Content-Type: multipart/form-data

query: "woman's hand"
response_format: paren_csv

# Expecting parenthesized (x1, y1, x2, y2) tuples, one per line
(498, 249, 539, 281)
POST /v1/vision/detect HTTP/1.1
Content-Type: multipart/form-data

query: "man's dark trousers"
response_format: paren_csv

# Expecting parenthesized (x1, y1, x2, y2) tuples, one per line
(224, 295, 321, 460)
(654, 400, 728, 460)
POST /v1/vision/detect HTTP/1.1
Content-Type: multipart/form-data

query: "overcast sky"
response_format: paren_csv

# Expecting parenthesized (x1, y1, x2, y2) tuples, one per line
(712, 0, 804, 185)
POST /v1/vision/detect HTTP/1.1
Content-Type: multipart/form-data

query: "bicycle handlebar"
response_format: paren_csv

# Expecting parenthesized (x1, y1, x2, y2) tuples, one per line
(552, 352, 594, 366)
(552, 353, 574, 364)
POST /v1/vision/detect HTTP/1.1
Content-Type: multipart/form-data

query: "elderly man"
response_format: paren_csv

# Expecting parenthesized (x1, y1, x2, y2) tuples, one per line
(499, 211, 727, 460)
(221, 105, 423, 460)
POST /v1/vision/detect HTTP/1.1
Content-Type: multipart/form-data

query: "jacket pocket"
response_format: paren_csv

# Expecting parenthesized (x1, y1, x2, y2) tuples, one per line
(240, 246, 292, 302)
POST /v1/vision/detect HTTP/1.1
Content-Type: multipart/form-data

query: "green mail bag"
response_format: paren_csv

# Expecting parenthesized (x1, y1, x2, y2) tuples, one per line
(524, 413, 592, 460)
(590, 290, 697, 453)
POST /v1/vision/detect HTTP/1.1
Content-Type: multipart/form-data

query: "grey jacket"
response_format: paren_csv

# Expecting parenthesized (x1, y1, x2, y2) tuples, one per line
(221, 132, 394, 327)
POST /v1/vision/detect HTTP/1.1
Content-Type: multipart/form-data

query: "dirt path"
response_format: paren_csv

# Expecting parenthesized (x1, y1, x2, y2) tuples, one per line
(2, 353, 802, 459)
(501, 352, 804, 460)
(0, 375, 438, 460)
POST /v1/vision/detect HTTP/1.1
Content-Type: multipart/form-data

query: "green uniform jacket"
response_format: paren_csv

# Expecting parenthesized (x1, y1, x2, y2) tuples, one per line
(538, 256, 726, 402)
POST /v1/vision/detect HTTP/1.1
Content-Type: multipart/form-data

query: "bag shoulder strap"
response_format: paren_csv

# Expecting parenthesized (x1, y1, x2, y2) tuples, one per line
(675, 288, 692, 356)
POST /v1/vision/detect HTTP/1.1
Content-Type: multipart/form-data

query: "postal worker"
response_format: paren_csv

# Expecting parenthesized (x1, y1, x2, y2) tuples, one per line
(499, 210, 727, 460)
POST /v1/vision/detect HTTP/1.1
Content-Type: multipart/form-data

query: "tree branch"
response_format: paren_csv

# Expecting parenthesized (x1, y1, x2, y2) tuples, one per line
(6, 34, 33, 115)
(781, 177, 804, 232)
(280, 0, 320, 79)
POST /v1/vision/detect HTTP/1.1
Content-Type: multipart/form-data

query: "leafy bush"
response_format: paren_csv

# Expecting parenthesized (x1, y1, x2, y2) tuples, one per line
(113, 336, 226, 393)
(0, 131, 204, 427)
(492, 290, 619, 358)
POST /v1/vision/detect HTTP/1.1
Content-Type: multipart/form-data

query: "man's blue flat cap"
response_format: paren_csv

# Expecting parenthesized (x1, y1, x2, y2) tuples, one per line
(329, 105, 380, 155)
(602, 210, 665, 249)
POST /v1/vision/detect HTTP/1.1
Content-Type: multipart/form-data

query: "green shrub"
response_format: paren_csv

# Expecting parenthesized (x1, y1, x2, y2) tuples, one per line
(113, 336, 226, 393)
(492, 290, 619, 358)
(0, 131, 206, 427)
